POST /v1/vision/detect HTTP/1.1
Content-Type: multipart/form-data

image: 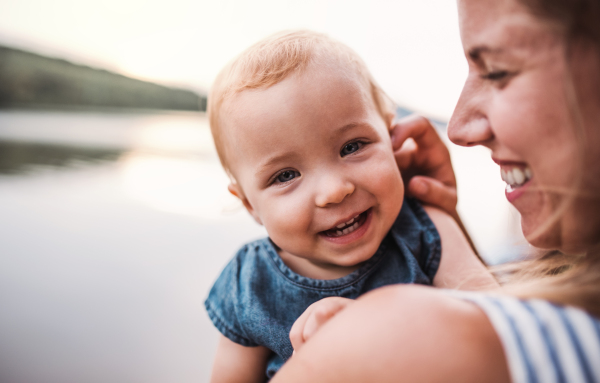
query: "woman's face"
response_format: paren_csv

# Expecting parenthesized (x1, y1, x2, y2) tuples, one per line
(449, 0, 600, 252)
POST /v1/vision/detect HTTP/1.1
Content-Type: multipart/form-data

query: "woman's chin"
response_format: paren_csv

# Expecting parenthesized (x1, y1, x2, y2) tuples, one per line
(519, 215, 561, 251)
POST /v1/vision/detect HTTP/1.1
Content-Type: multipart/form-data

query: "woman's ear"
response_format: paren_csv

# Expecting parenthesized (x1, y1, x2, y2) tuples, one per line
(228, 183, 263, 225)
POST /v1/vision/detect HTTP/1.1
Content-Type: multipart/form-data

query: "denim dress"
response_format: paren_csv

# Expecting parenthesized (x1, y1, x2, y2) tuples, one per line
(205, 198, 441, 379)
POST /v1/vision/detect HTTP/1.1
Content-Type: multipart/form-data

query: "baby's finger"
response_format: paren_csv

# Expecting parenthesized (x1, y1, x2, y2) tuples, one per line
(407, 176, 458, 215)
(302, 299, 352, 344)
(289, 305, 313, 352)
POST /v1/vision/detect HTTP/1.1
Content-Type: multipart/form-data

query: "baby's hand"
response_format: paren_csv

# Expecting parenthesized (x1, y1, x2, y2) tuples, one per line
(289, 297, 354, 352)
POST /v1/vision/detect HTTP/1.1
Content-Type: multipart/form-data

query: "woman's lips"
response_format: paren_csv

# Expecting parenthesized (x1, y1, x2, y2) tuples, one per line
(495, 161, 533, 202)
(505, 180, 530, 202)
(319, 208, 372, 245)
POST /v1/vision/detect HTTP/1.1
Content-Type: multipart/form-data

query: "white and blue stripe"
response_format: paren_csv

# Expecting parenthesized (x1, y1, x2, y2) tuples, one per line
(446, 291, 600, 383)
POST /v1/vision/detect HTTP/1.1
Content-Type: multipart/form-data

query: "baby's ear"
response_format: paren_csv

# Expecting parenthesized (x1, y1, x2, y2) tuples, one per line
(227, 183, 263, 225)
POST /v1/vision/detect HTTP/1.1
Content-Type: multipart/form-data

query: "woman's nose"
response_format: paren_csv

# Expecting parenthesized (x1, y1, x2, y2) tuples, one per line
(315, 176, 355, 207)
(447, 77, 494, 147)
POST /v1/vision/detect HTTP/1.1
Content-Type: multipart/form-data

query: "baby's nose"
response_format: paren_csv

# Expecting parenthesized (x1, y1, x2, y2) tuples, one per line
(315, 176, 355, 207)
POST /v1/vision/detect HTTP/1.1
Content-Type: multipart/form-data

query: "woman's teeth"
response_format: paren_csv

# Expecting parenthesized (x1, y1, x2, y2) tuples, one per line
(501, 166, 532, 188)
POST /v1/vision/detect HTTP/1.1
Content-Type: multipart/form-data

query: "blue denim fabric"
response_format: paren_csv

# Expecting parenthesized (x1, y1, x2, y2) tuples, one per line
(205, 198, 440, 380)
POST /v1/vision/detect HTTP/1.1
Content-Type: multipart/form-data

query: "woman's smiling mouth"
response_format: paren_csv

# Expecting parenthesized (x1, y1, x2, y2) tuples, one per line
(498, 164, 533, 202)
(501, 165, 532, 190)
(493, 158, 534, 202)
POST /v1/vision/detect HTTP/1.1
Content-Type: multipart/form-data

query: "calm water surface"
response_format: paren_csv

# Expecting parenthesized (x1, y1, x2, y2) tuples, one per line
(0, 110, 526, 383)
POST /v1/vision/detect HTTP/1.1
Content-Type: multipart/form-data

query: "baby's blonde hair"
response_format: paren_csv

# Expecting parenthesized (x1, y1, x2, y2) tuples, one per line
(208, 30, 395, 176)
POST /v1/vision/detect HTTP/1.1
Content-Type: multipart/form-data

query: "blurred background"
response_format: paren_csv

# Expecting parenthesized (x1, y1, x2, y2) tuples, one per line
(0, 1, 528, 382)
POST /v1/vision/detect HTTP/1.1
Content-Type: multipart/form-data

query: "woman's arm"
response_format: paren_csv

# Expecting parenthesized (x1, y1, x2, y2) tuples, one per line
(424, 206, 498, 290)
(274, 285, 510, 383)
(210, 335, 270, 383)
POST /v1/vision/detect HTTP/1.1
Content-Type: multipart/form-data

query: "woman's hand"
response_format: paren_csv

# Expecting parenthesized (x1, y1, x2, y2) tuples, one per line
(391, 115, 458, 219)
(289, 297, 354, 353)
(391, 115, 480, 256)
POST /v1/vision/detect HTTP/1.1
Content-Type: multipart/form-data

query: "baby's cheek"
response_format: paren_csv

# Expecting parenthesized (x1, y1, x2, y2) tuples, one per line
(364, 156, 405, 230)
(365, 155, 404, 197)
(261, 196, 312, 246)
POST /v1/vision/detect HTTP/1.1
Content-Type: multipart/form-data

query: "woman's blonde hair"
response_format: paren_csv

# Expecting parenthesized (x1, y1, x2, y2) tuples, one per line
(496, 0, 600, 318)
(207, 30, 394, 177)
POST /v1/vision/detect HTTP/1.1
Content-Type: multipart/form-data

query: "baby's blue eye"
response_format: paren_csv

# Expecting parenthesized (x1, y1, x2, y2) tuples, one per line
(276, 170, 299, 183)
(341, 142, 362, 157)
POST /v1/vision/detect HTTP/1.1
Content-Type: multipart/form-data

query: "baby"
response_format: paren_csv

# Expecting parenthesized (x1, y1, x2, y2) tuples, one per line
(205, 30, 493, 382)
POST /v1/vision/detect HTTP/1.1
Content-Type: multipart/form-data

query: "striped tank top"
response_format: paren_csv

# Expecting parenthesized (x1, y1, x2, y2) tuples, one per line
(446, 291, 600, 383)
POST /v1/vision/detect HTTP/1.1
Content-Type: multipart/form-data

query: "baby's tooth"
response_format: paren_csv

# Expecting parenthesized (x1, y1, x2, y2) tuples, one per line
(513, 168, 525, 185)
(336, 230, 343, 236)
(337, 223, 345, 229)
(342, 228, 349, 235)
(525, 168, 532, 180)
(501, 168, 507, 183)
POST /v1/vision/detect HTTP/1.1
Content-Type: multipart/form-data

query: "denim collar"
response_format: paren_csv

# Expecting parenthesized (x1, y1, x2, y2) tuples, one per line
(261, 237, 389, 291)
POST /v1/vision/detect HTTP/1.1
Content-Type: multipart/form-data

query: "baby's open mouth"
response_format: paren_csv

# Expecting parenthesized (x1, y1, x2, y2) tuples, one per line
(321, 209, 370, 238)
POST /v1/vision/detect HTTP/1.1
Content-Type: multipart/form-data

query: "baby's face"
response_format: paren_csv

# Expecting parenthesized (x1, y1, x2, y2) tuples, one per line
(222, 64, 404, 276)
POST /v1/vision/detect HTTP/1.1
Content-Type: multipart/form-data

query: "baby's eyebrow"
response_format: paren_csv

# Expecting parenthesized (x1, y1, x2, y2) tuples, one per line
(255, 152, 295, 177)
(337, 122, 361, 134)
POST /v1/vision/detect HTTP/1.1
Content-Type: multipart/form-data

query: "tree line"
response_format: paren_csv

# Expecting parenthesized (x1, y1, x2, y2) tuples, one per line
(0, 45, 206, 111)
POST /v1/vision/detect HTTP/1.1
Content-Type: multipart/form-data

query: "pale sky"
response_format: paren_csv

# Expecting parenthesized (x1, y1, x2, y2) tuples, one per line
(0, 0, 467, 119)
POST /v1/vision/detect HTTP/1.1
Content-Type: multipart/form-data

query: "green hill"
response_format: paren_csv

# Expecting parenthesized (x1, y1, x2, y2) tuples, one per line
(0, 45, 206, 111)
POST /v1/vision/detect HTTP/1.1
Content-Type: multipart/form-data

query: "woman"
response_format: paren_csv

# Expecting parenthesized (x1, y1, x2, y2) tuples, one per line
(272, 0, 600, 381)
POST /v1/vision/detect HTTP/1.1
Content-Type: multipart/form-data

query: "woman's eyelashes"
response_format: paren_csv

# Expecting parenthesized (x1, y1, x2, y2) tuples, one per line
(481, 70, 511, 81)
(340, 140, 367, 157)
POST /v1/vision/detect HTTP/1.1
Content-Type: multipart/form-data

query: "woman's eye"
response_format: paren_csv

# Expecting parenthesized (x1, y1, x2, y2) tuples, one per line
(275, 170, 299, 183)
(482, 70, 509, 81)
(341, 142, 363, 157)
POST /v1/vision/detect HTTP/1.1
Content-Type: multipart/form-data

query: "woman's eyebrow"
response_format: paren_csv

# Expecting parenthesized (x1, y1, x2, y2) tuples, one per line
(468, 46, 504, 61)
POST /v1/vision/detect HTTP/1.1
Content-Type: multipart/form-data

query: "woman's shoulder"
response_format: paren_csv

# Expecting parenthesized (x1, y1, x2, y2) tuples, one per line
(275, 285, 600, 383)
(442, 289, 600, 383)
(274, 285, 510, 383)
(377, 286, 600, 383)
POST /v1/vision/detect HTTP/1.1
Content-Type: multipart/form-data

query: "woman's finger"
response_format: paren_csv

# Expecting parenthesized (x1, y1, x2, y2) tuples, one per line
(394, 138, 417, 171)
(391, 116, 454, 182)
(407, 176, 458, 214)
(390, 115, 444, 152)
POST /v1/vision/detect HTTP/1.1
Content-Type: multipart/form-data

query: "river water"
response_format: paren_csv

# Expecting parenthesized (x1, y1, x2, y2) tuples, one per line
(0, 109, 526, 383)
